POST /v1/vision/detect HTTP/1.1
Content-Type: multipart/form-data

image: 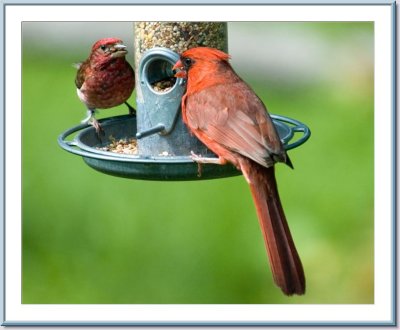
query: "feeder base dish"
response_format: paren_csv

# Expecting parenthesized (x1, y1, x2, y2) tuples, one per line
(58, 114, 310, 181)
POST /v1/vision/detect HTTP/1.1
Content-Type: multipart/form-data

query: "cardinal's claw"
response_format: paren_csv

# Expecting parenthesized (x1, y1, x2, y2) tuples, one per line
(189, 152, 203, 177)
(190, 151, 226, 165)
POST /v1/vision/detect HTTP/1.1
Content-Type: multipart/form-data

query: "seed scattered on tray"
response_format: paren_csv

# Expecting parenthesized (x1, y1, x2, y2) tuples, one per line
(97, 136, 138, 155)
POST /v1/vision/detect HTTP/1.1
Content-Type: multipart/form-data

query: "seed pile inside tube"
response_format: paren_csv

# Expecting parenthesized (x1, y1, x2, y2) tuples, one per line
(151, 78, 176, 92)
(134, 22, 228, 70)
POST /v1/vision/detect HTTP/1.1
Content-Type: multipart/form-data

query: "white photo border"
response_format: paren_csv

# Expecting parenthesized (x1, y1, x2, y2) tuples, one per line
(2, 1, 396, 326)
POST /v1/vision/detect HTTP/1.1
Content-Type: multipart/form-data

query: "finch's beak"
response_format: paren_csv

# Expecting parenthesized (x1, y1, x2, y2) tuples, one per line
(173, 60, 187, 78)
(111, 43, 128, 58)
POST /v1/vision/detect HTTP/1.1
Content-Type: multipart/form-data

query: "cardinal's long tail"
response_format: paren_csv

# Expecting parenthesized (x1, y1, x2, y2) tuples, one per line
(241, 160, 305, 295)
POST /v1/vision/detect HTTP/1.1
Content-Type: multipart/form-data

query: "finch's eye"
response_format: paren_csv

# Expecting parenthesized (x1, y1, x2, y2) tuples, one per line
(100, 45, 107, 51)
(183, 57, 193, 67)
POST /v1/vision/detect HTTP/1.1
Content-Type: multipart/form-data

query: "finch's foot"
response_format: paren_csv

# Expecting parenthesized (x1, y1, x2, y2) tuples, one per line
(81, 109, 104, 137)
(81, 109, 95, 125)
(125, 102, 136, 115)
(91, 118, 105, 136)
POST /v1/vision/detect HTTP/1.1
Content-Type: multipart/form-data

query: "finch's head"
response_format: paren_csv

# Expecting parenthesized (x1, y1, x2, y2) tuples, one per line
(90, 38, 128, 61)
(173, 47, 231, 79)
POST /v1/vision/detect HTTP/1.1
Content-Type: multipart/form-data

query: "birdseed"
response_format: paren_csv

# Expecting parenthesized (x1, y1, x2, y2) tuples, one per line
(151, 77, 176, 92)
(97, 136, 138, 155)
(134, 22, 228, 69)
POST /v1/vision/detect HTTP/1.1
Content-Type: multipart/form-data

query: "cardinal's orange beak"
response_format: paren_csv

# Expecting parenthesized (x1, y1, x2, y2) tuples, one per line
(173, 60, 187, 78)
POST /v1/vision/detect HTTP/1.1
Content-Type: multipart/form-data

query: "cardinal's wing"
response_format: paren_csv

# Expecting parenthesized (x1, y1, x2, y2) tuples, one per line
(185, 81, 291, 168)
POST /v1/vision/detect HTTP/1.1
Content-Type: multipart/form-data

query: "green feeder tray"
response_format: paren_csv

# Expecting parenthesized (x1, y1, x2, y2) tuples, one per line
(57, 114, 310, 181)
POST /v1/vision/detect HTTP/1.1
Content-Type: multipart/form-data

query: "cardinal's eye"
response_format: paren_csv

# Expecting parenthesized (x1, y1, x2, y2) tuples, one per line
(100, 45, 107, 51)
(183, 57, 193, 68)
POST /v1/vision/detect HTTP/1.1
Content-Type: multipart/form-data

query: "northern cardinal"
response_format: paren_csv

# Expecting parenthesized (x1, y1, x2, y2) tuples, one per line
(173, 47, 305, 295)
(75, 38, 135, 133)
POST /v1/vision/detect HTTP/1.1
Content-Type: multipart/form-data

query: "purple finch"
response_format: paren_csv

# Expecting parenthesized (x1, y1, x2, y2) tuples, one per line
(75, 38, 135, 132)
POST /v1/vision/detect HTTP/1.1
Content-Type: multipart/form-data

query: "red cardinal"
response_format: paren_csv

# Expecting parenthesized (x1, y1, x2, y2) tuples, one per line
(75, 38, 135, 132)
(173, 47, 305, 295)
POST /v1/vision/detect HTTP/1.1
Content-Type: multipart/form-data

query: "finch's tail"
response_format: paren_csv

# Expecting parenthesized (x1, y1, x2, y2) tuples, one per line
(242, 160, 305, 295)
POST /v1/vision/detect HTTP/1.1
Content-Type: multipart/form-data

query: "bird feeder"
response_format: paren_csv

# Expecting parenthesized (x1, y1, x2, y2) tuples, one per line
(58, 22, 311, 180)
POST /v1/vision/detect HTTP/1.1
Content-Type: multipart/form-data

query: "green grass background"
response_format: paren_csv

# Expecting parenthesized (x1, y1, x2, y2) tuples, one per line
(22, 22, 374, 304)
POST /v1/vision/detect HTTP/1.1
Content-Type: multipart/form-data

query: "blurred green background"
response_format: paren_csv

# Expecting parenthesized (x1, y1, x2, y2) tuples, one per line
(22, 22, 373, 304)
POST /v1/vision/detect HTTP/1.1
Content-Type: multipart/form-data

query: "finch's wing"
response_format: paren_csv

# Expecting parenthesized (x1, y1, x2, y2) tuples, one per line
(74, 61, 89, 89)
(72, 62, 83, 70)
(185, 81, 291, 168)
